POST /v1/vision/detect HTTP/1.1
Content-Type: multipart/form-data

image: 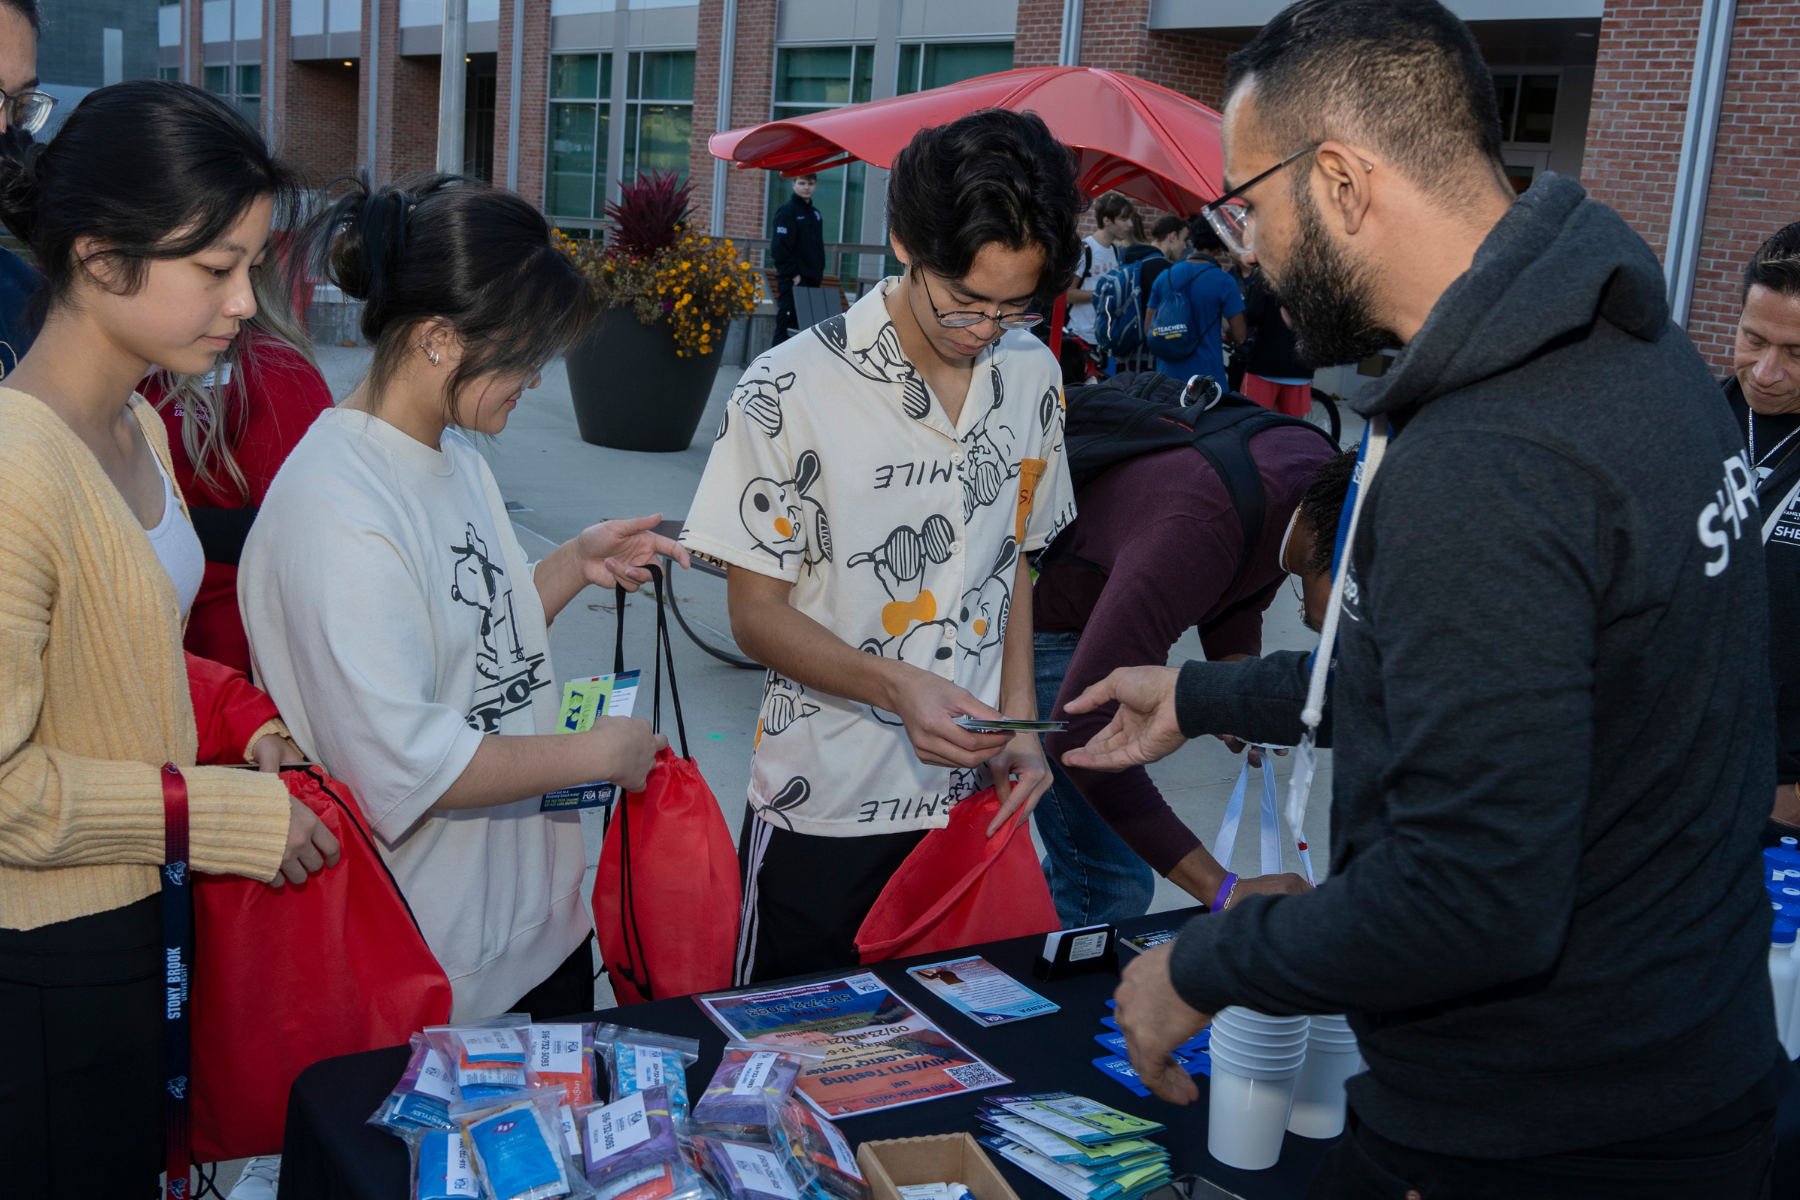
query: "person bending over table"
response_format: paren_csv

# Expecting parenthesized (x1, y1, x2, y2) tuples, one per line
(680, 110, 1081, 983)
(1067, 3, 1786, 1197)
(1033, 447, 1351, 926)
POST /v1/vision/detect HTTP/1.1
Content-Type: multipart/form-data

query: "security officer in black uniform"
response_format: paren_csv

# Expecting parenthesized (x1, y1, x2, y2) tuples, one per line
(771, 173, 824, 344)
(1725, 221, 1800, 843)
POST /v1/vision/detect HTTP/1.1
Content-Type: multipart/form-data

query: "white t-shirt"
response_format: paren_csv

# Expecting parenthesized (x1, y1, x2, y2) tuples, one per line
(240, 407, 588, 1020)
(1065, 235, 1119, 341)
(680, 279, 1077, 837)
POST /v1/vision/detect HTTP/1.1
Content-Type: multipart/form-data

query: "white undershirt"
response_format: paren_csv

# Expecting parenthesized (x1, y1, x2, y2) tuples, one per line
(143, 443, 205, 619)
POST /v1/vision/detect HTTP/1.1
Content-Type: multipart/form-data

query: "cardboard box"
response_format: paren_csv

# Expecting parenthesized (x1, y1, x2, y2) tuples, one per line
(856, 1134, 1021, 1200)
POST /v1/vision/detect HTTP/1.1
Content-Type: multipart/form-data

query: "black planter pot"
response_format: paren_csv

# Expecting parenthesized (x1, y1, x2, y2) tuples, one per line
(565, 309, 726, 452)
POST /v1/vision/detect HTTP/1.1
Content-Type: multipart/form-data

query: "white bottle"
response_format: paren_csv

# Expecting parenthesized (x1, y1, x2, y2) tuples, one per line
(1772, 921, 1797, 1049)
(1787, 934, 1800, 1059)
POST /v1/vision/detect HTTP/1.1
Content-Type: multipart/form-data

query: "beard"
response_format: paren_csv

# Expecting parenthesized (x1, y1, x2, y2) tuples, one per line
(1265, 180, 1401, 366)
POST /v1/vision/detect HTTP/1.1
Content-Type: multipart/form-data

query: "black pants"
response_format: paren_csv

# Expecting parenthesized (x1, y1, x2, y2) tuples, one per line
(0, 895, 164, 1197)
(736, 809, 926, 983)
(1307, 1104, 1778, 1200)
(510, 934, 597, 1020)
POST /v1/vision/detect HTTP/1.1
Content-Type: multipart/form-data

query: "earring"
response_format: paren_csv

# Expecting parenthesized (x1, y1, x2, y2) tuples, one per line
(421, 340, 440, 366)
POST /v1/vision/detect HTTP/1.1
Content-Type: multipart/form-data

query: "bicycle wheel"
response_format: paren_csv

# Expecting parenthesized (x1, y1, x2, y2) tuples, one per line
(659, 555, 762, 670)
(1306, 388, 1343, 447)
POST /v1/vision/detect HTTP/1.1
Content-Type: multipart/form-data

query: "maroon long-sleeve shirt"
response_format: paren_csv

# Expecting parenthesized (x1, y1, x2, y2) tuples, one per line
(1033, 428, 1336, 874)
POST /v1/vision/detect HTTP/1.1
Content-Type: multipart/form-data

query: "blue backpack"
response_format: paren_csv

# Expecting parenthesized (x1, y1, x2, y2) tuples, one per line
(1092, 259, 1151, 357)
(1145, 261, 1219, 362)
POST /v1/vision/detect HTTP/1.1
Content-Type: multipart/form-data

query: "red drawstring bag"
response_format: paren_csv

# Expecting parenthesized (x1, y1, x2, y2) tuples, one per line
(594, 568, 741, 1003)
(855, 788, 1061, 963)
(180, 655, 452, 1162)
(191, 765, 453, 1160)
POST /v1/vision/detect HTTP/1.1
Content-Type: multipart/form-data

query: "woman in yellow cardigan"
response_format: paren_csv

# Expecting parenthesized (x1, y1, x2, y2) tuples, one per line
(0, 82, 340, 1193)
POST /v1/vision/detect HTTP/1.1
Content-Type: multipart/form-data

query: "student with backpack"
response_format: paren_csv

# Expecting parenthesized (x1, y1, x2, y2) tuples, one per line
(1032, 372, 1346, 925)
(1065, 191, 1138, 347)
(1145, 219, 1246, 391)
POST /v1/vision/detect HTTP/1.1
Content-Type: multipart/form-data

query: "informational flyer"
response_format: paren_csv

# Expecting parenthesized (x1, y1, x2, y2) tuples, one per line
(542, 670, 641, 811)
(905, 956, 1060, 1026)
(696, 973, 1011, 1118)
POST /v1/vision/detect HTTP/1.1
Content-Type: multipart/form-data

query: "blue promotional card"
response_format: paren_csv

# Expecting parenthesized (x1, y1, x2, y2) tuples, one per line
(906, 956, 1060, 1026)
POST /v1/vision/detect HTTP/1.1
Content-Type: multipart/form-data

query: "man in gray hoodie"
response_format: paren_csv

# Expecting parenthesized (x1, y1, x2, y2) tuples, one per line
(1064, 2, 1787, 1195)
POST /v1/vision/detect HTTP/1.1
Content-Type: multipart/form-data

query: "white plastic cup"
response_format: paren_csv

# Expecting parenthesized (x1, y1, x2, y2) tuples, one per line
(1286, 1043, 1363, 1139)
(1215, 1007, 1310, 1035)
(1207, 1028, 1307, 1064)
(1207, 1037, 1308, 1079)
(1208, 1061, 1301, 1170)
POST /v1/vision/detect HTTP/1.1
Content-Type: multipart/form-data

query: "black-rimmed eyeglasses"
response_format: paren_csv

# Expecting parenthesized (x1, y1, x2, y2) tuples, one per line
(917, 269, 1044, 331)
(0, 86, 57, 136)
(1201, 144, 1320, 258)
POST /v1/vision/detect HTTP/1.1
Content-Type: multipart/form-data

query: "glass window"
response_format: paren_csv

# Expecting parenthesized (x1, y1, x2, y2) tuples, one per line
(622, 51, 694, 186)
(767, 45, 883, 277)
(776, 46, 853, 105)
(158, 66, 179, 82)
(547, 53, 611, 218)
(896, 44, 921, 96)
(920, 42, 1011, 91)
(1514, 75, 1558, 143)
(1491, 72, 1557, 145)
(237, 63, 260, 96)
(204, 65, 228, 93)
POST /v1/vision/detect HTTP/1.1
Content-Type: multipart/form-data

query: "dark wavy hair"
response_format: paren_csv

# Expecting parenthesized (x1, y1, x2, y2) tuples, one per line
(885, 109, 1085, 300)
(0, 80, 294, 324)
(2, 0, 38, 33)
(1745, 222, 1800, 302)
(301, 173, 596, 426)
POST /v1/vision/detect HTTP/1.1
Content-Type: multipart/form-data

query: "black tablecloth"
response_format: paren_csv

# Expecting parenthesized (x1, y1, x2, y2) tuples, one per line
(280, 910, 1333, 1200)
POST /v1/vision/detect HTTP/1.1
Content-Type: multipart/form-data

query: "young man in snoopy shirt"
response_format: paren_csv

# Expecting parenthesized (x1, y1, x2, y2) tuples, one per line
(681, 110, 1082, 982)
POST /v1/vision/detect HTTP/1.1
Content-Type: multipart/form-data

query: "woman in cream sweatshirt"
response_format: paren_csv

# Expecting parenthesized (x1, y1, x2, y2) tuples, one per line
(0, 82, 338, 1193)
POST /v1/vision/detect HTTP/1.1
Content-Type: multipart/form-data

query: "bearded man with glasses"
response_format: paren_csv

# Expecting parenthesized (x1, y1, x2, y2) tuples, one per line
(0, 0, 52, 375)
(681, 109, 1082, 981)
(1065, 1, 1788, 1195)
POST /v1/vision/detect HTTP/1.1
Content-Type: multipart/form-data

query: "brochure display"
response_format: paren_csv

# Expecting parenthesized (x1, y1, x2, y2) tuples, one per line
(904, 958, 1060, 1026)
(697, 974, 1012, 1118)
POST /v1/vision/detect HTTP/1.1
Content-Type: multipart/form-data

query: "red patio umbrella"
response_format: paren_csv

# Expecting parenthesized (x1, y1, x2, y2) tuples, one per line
(709, 65, 1227, 359)
(709, 65, 1226, 217)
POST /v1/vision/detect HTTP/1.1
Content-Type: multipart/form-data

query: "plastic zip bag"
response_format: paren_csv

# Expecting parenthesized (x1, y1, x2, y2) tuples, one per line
(692, 1135, 808, 1200)
(411, 1127, 480, 1199)
(690, 1046, 810, 1129)
(530, 1022, 600, 1107)
(371, 1033, 462, 1136)
(597, 1026, 701, 1118)
(426, 1015, 534, 1106)
(575, 1085, 685, 1190)
(454, 1086, 594, 1200)
(768, 1099, 866, 1200)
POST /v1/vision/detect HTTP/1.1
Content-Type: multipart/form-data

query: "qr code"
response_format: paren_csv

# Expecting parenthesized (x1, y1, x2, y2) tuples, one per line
(945, 1062, 1007, 1090)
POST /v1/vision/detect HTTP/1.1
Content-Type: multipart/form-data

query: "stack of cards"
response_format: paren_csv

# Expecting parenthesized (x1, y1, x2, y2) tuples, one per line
(1093, 1001, 1210, 1096)
(974, 1093, 1171, 1200)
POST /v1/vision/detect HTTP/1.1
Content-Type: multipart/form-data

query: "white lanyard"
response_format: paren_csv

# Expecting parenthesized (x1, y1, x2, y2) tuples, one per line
(1281, 414, 1390, 884)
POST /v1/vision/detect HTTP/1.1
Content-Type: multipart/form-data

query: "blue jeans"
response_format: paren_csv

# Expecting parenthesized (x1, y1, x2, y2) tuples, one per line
(1033, 631, 1156, 927)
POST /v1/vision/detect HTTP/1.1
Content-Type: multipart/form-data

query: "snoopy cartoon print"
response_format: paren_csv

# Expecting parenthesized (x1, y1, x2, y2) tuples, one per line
(957, 537, 1017, 664)
(846, 513, 957, 637)
(757, 673, 820, 748)
(962, 366, 1020, 521)
(739, 448, 831, 573)
(734, 369, 797, 438)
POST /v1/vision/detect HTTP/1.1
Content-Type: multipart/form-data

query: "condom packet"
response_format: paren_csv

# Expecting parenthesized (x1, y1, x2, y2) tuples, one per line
(590, 1159, 718, 1200)
(768, 1099, 864, 1200)
(454, 1086, 593, 1200)
(530, 1022, 600, 1108)
(598, 1027, 701, 1118)
(371, 1034, 463, 1137)
(692, 1135, 807, 1200)
(427, 1016, 533, 1105)
(690, 1046, 810, 1129)
(575, 1084, 685, 1190)
(411, 1127, 481, 1199)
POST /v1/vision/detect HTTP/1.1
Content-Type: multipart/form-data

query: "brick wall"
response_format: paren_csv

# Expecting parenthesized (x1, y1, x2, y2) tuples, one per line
(1583, 0, 1800, 371)
(1013, 0, 1064, 68)
(493, 0, 550, 203)
(282, 61, 361, 187)
(691, 0, 778, 244)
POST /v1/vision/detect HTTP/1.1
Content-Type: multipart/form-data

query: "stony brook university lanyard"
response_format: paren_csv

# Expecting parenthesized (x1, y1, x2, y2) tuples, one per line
(162, 763, 193, 1200)
(1281, 414, 1390, 886)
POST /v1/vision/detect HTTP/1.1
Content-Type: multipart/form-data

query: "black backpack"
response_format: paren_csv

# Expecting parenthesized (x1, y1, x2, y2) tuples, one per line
(1044, 371, 1338, 582)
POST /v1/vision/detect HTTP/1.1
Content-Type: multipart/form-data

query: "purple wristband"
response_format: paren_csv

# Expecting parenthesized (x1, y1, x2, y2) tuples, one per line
(1210, 873, 1238, 914)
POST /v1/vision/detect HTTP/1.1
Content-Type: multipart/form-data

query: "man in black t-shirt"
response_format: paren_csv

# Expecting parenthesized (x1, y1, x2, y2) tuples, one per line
(770, 173, 824, 344)
(1726, 221, 1800, 842)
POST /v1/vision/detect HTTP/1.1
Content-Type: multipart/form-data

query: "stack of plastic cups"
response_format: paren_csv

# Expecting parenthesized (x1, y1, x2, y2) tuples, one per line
(1286, 1016, 1362, 1139)
(1206, 1008, 1310, 1170)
